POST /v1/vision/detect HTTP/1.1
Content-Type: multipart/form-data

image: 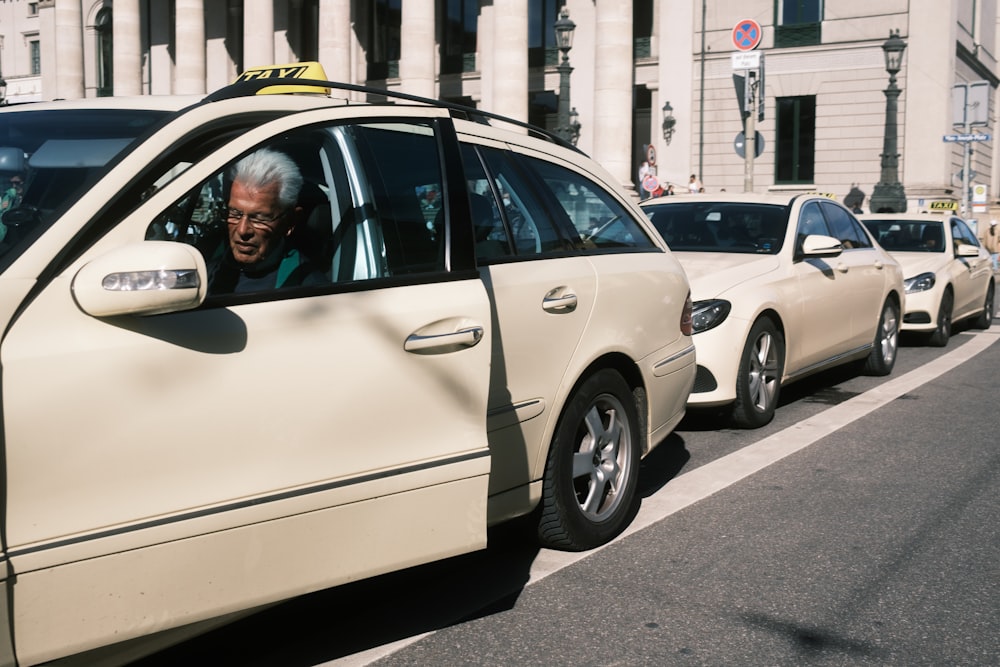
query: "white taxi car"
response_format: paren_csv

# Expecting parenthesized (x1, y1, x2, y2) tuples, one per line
(859, 213, 994, 345)
(641, 193, 904, 428)
(0, 66, 695, 665)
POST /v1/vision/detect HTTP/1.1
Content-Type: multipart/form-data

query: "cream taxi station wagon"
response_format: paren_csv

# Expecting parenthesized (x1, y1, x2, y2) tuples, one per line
(0, 65, 695, 665)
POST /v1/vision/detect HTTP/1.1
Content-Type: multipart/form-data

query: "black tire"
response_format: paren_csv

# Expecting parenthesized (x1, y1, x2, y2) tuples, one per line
(863, 298, 899, 376)
(730, 317, 785, 429)
(927, 289, 953, 346)
(538, 369, 640, 551)
(971, 281, 994, 330)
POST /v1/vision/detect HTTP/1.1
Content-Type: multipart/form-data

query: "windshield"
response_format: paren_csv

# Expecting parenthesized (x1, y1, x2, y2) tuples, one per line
(0, 108, 170, 266)
(862, 218, 945, 253)
(644, 201, 788, 254)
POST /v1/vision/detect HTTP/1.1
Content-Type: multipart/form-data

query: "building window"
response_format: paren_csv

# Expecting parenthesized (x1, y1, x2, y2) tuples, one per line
(30, 40, 40, 76)
(775, 96, 815, 184)
(634, 0, 653, 58)
(95, 8, 113, 96)
(28, 3, 39, 17)
(529, 0, 561, 67)
(440, 0, 478, 74)
(775, 0, 822, 47)
(368, 0, 401, 81)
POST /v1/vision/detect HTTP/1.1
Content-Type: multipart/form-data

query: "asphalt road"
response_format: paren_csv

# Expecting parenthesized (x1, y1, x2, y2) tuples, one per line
(132, 320, 1000, 667)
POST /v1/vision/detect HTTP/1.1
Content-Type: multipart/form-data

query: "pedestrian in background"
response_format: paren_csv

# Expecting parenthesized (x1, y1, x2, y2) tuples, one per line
(983, 219, 1000, 271)
(638, 160, 651, 200)
(688, 174, 702, 194)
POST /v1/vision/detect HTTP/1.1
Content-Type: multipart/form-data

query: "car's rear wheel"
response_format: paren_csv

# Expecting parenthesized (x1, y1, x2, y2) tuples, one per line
(538, 369, 640, 551)
(864, 298, 899, 375)
(731, 317, 784, 429)
(927, 289, 953, 346)
(971, 281, 994, 330)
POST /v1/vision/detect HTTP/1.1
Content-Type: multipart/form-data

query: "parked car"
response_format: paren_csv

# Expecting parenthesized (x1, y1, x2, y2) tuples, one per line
(641, 193, 904, 428)
(859, 213, 994, 345)
(0, 64, 695, 665)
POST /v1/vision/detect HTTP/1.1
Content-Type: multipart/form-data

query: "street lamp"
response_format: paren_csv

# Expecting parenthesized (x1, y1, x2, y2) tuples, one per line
(662, 101, 676, 145)
(554, 7, 580, 145)
(869, 30, 908, 213)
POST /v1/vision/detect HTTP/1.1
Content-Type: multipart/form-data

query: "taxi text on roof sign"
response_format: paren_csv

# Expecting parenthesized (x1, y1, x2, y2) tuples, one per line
(929, 200, 959, 212)
(233, 62, 330, 96)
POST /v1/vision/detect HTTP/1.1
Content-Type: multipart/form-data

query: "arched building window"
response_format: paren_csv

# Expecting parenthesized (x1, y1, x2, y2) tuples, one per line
(96, 7, 113, 97)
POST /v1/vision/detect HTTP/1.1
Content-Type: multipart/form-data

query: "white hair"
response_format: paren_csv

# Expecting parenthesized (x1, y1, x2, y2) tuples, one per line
(230, 148, 303, 210)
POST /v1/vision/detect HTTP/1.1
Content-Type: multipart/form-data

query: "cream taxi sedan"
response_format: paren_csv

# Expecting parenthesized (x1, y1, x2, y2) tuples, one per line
(641, 193, 904, 428)
(0, 66, 695, 665)
(859, 213, 994, 345)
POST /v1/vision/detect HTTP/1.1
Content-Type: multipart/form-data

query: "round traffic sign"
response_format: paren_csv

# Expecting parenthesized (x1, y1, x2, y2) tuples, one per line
(732, 18, 762, 51)
(734, 131, 764, 158)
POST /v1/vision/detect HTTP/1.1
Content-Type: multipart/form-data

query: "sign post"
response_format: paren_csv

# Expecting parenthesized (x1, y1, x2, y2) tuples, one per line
(731, 19, 763, 193)
(951, 81, 990, 220)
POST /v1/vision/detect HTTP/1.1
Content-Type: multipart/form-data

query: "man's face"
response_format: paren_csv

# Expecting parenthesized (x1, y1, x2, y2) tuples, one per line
(226, 179, 295, 266)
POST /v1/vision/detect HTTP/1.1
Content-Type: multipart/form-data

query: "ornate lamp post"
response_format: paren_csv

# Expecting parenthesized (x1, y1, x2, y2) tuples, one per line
(869, 30, 908, 213)
(662, 101, 676, 145)
(554, 7, 580, 145)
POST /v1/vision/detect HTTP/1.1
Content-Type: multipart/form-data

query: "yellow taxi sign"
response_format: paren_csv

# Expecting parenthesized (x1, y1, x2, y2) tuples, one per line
(233, 61, 330, 96)
(928, 200, 958, 212)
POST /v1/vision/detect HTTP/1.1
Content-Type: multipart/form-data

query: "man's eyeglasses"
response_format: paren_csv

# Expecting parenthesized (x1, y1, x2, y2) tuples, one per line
(226, 208, 286, 231)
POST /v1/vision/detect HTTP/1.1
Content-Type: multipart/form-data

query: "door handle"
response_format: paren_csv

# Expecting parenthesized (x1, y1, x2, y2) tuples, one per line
(873, 260, 883, 270)
(404, 326, 484, 352)
(543, 290, 578, 312)
(836, 263, 849, 273)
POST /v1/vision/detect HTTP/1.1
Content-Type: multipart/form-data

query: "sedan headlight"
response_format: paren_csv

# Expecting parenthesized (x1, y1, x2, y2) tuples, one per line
(904, 272, 936, 294)
(691, 299, 731, 333)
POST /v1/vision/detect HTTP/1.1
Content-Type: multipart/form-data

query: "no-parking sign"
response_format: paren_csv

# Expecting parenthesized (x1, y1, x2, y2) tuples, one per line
(732, 19, 762, 51)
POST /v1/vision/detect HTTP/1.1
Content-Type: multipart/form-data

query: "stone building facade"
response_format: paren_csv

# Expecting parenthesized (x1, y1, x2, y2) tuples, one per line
(2, 0, 1000, 228)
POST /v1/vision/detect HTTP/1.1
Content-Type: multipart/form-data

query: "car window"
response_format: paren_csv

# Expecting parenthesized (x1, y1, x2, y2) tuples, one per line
(459, 143, 514, 263)
(146, 120, 448, 297)
(478, 146, 572, 256)
(819, 201, 870, 249)
(951, 218, 980, 249)
(520, 156, 655, 251)
(645, 201, 787, 254)
(0, 108, 171, 269)
(862, 218, 943, 253)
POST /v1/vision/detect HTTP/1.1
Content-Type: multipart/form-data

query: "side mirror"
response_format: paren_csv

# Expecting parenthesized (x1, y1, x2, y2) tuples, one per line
(800, 234, 844, 258)
(72, 241, 207, 317)
(956, 244, 980, 258)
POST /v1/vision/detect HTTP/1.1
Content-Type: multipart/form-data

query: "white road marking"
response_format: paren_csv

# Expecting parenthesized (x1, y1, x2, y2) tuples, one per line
(325, 331, 999, 666)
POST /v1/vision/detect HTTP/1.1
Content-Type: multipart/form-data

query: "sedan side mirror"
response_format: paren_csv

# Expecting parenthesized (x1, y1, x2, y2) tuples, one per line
(800, 234, 844, 258)
(72, 241, 208, 317)
(956, 244, 980, 258)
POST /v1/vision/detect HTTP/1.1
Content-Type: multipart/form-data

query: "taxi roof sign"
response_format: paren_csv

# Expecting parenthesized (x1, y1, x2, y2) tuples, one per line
(928, 200, 958, 212)
(234, 62, 330, 96)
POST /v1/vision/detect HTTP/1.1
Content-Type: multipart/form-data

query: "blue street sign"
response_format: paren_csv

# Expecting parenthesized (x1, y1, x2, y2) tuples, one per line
(943, 133, 991, 142)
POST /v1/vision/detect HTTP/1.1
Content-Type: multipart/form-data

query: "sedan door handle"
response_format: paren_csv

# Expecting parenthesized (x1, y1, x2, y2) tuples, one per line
(835, 263, 849, 273)
(404, 326, 484, 353)
(543, 289, 578, 313)
(873, 260, 884, 270)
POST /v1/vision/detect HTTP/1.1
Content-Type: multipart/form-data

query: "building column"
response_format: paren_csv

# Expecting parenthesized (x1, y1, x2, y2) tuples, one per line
(52, 0, 84, 99)
(492, 0, 528, 122)
(175, 0, 206, 94)
(113, 0, 143, 96)
(318, 0, 356, 91)
(243, 0, 275, 70)
(593, 0, 633, 189)
(399, 0, 436, 98)
(205, 1, 234, 91)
